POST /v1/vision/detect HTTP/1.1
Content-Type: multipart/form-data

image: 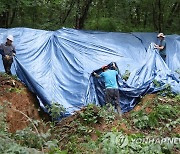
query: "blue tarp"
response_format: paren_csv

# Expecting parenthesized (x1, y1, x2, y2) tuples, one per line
(0, 28, 179, 117)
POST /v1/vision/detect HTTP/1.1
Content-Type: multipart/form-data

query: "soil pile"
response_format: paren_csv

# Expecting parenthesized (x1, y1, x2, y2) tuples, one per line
(0, 73, 49, 133)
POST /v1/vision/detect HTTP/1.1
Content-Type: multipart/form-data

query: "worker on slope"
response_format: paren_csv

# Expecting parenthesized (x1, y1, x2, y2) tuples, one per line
(93, 62, 121, 115)
(154, 33, 166, 62)
(0, 35, 16, 75)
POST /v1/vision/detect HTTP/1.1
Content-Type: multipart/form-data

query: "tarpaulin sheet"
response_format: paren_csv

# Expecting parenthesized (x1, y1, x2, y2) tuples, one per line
(0, 28, 179, 117)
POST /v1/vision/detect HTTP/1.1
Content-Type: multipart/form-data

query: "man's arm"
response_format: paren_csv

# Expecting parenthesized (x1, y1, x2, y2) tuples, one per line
(154, 44, 165, 50)
(112, 62, 119, 73)
(12, 45, 16, 56)
(12, 50, 16, 56)
(154, 40, 166, 51)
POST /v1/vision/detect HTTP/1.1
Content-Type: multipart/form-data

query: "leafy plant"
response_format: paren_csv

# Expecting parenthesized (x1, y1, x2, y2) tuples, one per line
(45, 139, 68, 154)
(174, 94, 180, 102)
(155, 104, 177, 120)
(46, 102, 66, 120)
(79, 104, 99, 124)
(175, 68, 180, 78)
(158, 84, 176, 98)
(81, 132, 173, 154)
(131, 101, 179, 130)
(98, 104, 116, 124)
(131, 110, 151, 129)
(6, 87, 25, 93)
(153, 79, 161, 87)
(122, 70, 131, 81)
(0, 102, 44, 153)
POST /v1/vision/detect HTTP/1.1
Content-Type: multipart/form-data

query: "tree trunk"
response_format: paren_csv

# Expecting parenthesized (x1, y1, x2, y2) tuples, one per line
(75, 0, 93, 29)
(152, 1, 158, 31)
(143, 12, 147, 29)
(9, 9, 16, 27)
(0, 12, 8, 28)
(62, 0, 76, 24)
(158, 0, 163, 32)
(166, 2, 179, 29)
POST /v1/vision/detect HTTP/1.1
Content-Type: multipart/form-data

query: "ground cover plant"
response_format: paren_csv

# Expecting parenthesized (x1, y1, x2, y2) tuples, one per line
(0, 73, 179, 153)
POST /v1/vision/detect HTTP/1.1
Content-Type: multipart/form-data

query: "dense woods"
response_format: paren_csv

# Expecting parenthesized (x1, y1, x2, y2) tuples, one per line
(0, 0, 179, 33)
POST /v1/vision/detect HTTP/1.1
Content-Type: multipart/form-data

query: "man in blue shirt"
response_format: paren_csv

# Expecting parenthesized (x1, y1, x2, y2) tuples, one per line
(93, 63, 121, 115)
(154, 33, 166, 62)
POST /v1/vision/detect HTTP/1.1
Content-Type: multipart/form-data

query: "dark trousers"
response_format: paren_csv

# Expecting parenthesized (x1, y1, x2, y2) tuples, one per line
(2, 57, 13, 75)
(105, 88, 120, 108)
(160, 55, 166, 62)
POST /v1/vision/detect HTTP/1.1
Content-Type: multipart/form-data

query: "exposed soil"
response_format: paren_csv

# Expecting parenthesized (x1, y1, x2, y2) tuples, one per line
(0, 73, 179, 154)
(0, 74, 50, 133)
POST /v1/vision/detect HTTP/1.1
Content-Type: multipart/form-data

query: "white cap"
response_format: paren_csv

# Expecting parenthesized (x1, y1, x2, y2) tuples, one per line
(7, 35, 14, 42)
(157, 33, 166, 38)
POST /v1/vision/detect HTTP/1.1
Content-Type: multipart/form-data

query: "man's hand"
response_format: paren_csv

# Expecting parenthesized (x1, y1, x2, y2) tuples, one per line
(93, 72, 97, 76)
(112, 62, 116, 68)
(5, 55, 10, 60)
(154, 44, 159, 49)
(112, 62, 117, 69)
(93, 72, 100, 78)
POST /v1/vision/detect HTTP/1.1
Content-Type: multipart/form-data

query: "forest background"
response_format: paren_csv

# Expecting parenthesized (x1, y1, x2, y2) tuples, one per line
(0, 0, 179, 34)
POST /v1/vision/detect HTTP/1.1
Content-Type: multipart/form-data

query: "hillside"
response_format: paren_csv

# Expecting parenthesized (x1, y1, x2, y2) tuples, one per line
(0, 73, 179, 153)
(0, 73, 50, 133)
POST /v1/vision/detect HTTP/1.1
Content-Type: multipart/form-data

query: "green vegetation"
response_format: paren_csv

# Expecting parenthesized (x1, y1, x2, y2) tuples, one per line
(6, 87, 25, 93)
(46, 102, 66, 121)
(0, 0, 179, 34)
(1, 93, 179, 154)
(131, 103, 179, 130)
(122, 70, 131, 81)
(0, 74, 179, 153)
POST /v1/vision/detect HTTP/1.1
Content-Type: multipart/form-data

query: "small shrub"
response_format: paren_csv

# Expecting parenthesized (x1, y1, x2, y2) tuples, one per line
(98, 104, 116, 124)
(46, 102, 66, 120)
(158, 84, 176, 98)
(122, 70, 131, 81)
(79, 104, 98, 124)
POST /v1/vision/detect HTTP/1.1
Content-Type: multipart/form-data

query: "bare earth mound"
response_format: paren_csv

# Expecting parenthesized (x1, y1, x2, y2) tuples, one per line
(0, 73, 179, 153)
(0, 74, 49, 133)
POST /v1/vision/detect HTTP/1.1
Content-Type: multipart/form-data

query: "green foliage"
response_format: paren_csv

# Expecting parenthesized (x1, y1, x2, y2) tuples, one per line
(122, 70, 131, 81)
(175, 68, 180, 75)
(98, 104, 116, 124)
(131, 110, 152, 129)
(74, 120, 93, 135)
(155, 104, 177, 120)
(153, 79, 161, 87)
(79, 104, 117, 125)
(79, 104, 98, 124)
(14, 127, 45, 149)
(131, 102, 179, 130)
(0, 136, 42, 154)
(0, 72, 9, 78)
(47, 102, 66, 120)
(81, 132, 173, 154)
(45, 139, 68, 154)
(6, 87, 25, 93)
(158, 84, 176, 98)
(0, 101, 10, 132)
(174, 94, 180, 102)
(0, 103, 44, 153)
(0, 72, 18, 80)
(86, 17, 117, 32)
(0, 0, 179, 33)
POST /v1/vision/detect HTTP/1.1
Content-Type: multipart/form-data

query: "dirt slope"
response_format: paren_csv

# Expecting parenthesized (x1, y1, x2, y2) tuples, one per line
(0, 73, 49, 133)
